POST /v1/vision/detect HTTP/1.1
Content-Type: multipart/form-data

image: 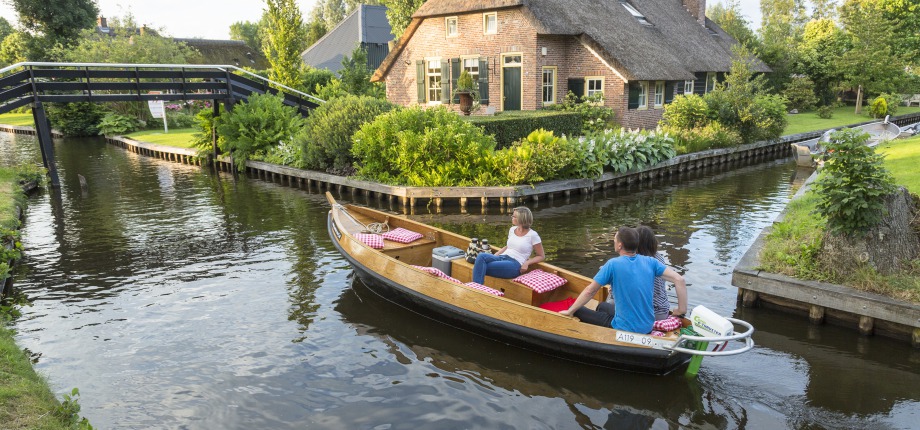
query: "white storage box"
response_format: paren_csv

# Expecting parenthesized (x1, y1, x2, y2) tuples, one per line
(432, 246, 465, 276)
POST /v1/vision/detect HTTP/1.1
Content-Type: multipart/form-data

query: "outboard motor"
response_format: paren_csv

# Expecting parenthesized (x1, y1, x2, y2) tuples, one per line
(884, 114, 890, 124)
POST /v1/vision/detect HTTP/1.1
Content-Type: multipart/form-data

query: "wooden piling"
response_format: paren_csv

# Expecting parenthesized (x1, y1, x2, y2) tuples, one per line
(809, 305, 825, 325)
(858, 316, 874, 336)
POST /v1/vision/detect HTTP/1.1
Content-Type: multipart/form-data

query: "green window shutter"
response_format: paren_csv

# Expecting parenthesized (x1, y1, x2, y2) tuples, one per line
(694, 72, 706, 95)
(665, 81, 675, 104)
(416, 60, 426, 103)
(451, 58, 461, 104)
(628, 82, 640, 109)
(478, 57, 489, 105)
(440, 59, 449, 103)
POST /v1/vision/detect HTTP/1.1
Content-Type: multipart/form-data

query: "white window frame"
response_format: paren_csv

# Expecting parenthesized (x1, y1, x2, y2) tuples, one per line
(445, 16, 459, 38)
(542, 66, 557, 105)
(483, 12, 497, 35)
(654, 81, 665, 108)
(706, 72, 716, 93)
(461, 56, 480, 90)
(586, 76, 605, 98)
(426, 59, 442, 104)
(684, 80, 694, 94)
(621, 1, 651, 25)
(637, 80, 648, 109)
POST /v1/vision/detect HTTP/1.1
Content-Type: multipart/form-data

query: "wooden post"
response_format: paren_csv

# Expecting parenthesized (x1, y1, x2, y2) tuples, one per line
(741, 289, 758, 308)
(912, 328, 920, 348)
(459, 197, 467, 210)
(481, 197, 488, 207)
(30, 102, 60, 187)
(212, 100, 220, 170)
(854, 85, 863, 115)
(809, 305, 825, 325)
(858, 316, 874, 336)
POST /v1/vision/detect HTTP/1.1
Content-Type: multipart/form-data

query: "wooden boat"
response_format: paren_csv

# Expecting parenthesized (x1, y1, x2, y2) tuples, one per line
(325, 192, 753, 375)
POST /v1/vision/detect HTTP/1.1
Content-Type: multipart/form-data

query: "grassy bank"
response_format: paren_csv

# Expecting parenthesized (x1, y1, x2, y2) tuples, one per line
(784, 105, 920, 136)
(0, 113, 36, 127)
(124, 128, 197, 148)
(0, 166, 90, 429)
(758, 135, 920, 303)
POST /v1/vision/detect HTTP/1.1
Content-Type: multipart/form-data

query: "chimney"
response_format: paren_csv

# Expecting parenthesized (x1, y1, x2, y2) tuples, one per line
(97, 16, 107, 28)
(682, 0, 706, 26)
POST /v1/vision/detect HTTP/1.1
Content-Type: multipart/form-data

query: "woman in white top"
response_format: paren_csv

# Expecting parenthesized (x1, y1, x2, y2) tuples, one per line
(472, 206, 545, 285)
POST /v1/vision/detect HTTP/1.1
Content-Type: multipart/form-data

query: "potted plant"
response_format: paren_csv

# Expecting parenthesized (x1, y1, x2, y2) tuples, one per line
(454, 70, 477, 116)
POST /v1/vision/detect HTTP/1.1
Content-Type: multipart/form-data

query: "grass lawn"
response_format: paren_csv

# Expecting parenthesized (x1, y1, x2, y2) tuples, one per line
(0, 113, 36, 127)
(125, 128, 197, 148)
(784, 105, 920, 136)
(878, 134, 920, 194)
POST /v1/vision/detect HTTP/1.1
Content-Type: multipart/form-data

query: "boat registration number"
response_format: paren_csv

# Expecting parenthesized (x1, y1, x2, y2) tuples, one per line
(615, 332, 668, 349)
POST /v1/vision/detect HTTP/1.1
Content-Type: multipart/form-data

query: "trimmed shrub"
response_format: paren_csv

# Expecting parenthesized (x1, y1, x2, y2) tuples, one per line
(879, 93, 900, 116)
(166, 111, 196, 128)
(190, 109, 223, 153)
(46, 102, 107, 137)
(661, 94, 709, 129)
(813, 128, 897, 235)
(352, 106, 498, 186)
(298, 95, 395, 171)
(216, 93, 308, 171)
(468, 111, 581, 149)
(783, 76, 819, 111)
(817, 105, 834, 119)
(662, 122, 741, 155)
(869, 96, 888, 118)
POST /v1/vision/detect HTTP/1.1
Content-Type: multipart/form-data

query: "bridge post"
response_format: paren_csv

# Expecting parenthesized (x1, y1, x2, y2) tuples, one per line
(211, 101, 220, 170)
(30, 102, 60, 188)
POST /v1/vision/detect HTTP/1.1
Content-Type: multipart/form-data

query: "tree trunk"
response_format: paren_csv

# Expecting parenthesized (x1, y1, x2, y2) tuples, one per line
(818, 187, 920, 276)
(854, 85, 863, 115)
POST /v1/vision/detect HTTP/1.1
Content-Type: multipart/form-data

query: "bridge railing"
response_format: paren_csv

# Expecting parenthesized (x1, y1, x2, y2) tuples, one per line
(0, 62, 324, 116)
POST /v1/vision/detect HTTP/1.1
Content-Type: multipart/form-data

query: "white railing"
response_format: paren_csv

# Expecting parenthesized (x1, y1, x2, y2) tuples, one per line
(666, 317, 755, 356)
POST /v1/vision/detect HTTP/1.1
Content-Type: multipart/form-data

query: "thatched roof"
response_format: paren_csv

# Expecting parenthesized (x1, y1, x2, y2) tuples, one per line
(175, 39, 270, 70)
(376, 0, 767, 82)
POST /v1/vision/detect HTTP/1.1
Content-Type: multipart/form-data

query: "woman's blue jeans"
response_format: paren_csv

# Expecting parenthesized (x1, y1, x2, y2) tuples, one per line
(472, 253, 521, 284)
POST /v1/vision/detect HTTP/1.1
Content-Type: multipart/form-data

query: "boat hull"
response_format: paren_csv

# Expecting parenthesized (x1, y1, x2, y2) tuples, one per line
(327, 214, 691, 375)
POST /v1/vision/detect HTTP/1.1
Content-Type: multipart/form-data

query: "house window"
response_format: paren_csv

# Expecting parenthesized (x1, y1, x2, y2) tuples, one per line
(654, 81, 664, 108)
(706, 72, 716, 93)
(427, 59, 442, 103)
(542, 67, 556, 105)
(446, 17, 458, 38)
(586, 76, 604, 98)
(637, 81, 648, 109)
(684, 80, 693, 94)
(483, 12, 497, 34)
(462, 57, 479, 83)
(620, 1, 651, 25)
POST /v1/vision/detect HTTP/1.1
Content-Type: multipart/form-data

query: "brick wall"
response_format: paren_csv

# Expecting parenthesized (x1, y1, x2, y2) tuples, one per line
(384, 6, 670, 129)
(681, 0, 706, 26)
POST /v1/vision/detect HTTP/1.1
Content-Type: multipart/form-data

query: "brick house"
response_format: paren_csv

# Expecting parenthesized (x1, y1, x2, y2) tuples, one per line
(371, 0, 769, 130)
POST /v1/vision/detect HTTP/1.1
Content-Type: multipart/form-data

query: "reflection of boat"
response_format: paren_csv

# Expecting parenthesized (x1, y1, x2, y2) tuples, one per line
(325, 192, 753, 375)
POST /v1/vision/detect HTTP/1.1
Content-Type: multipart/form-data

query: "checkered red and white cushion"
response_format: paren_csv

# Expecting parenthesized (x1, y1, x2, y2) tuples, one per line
(410, 265, 462, 284)
(652, 316, 682, 332)
(354, 233, 384, 249)
(512, 269, 567, 293)
(382, 227, 424, 244)
(463, 282, 504, 297)
(650, 330, 667, 337)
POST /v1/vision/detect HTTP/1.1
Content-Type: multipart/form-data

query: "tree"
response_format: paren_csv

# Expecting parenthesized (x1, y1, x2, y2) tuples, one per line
(759, 0, 808, 92)
(811, 0, 837, 20)
(304, 3, 328, 47)
(338, 45, 384, 98)
(381, 0, 426, 38)
(323, 0, 348, 29)
(837, 0, 907, 100)
(0, 17, 14, 42)
(0, 31, 30, 66)
(230, 20, 264, 52)
(52, 27, 201, 64)
(708, 0, 759, 49)
(795, 18, 847, 104)
(877, 0, 920, 67)
(10, 0, 98, 45)
(263, 0, 308, 89)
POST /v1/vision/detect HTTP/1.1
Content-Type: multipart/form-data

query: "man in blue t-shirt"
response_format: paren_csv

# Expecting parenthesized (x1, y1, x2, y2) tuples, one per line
(561, 227, 687, 334)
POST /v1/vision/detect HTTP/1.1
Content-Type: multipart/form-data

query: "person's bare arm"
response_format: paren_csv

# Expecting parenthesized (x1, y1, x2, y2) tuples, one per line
(661, 268, 687, 316)
(560, 280, 602, 317)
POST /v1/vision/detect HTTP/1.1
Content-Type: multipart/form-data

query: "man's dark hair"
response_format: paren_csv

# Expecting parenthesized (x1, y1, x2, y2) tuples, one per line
(617, 227, 639, 252)
(636, 226, 658, 256)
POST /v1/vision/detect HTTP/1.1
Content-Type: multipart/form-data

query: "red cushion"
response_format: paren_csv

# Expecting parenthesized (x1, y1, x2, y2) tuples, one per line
(354, 233, 384, 249)
(512, 269, 567, 293)
(650, 330, 667, 337)
(538, 297, 576, 312)
(410, 265, 462, 284)
(463, 282, 504, 297)
(652, 316, 682, 332)
(382, 227, 424, 244)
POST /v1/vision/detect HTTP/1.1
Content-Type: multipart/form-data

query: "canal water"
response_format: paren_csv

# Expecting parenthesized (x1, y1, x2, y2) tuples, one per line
(2, 134, 918, 429)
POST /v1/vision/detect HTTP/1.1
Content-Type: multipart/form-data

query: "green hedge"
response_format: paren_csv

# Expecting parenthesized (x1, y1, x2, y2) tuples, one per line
(466, 111, 582, 149)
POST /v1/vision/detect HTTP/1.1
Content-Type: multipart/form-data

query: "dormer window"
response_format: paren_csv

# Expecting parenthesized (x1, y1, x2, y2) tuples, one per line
(620, 1, 651, 26)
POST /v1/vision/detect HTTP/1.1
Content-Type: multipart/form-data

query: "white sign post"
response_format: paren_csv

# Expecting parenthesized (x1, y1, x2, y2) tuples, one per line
(147, 93, 168, 133)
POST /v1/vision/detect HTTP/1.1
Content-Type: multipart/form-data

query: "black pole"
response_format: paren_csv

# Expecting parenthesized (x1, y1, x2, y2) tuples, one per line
(212, 100, 219, 170)
(30, 101, 60, 188)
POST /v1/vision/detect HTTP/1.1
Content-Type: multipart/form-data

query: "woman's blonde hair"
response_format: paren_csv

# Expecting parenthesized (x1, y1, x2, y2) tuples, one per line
(513, 206, 534, 229)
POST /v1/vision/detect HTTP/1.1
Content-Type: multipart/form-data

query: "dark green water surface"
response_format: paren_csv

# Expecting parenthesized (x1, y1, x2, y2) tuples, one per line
(3, 134, 918, 429)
